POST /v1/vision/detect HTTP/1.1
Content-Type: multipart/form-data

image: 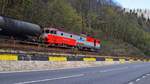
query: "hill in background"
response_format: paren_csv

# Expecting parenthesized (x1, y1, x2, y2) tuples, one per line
(0, 0, 150, 56)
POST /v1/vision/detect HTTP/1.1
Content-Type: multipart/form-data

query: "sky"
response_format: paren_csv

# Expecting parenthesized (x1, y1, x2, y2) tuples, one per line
(115, 0, 150, 9)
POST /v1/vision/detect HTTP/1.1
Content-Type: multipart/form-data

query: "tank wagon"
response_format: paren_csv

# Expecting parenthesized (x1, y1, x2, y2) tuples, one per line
(0, 16, 101, 51)
(0, 16, 41, 40)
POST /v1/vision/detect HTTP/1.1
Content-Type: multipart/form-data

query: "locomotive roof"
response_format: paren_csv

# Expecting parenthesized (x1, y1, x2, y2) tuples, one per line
(43, 27, 100, 41)
(44, 27, 86, 37)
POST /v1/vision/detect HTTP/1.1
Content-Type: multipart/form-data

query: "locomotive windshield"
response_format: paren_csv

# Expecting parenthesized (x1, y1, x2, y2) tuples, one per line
(45, 30, 49, 33)
(50, 30, 57, 34)
(44, 29, 57, 34)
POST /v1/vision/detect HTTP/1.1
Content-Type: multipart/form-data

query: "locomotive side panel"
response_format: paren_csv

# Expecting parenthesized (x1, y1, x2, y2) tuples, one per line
(43, 29, 77, 47)
(56, 31, 77, 46)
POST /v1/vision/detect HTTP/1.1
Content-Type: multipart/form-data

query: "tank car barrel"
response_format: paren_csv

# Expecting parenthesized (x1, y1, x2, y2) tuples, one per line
(0, 16, 5, 30)
(0, 16, 42, 37)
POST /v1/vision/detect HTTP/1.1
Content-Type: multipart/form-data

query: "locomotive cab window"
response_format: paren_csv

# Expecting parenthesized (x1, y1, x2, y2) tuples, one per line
(45, 30, 49, 33)
(61, 33, 63, 36)
(53, 31, 56, 34)
(50, 30, 53, 34)
(70, 35, 72, 38)
(42, 30, 44, 33)
(50, 30, 57, 34)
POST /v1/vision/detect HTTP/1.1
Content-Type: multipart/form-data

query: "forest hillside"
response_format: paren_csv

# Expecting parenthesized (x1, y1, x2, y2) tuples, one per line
(0, 0, 150, 56)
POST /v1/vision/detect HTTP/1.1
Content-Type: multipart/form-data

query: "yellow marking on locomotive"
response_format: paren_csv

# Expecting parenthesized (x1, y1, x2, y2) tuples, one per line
(0, 54, 18, 61)
(83, 58, 96, 61)
(49, 57, 67, 61)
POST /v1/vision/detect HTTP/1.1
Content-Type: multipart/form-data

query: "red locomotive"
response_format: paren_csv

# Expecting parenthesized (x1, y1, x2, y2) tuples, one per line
(42, 28, 101, 51)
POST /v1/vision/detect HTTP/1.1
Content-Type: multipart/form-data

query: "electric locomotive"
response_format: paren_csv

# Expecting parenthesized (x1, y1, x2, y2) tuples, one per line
(42, 28, 101, 51)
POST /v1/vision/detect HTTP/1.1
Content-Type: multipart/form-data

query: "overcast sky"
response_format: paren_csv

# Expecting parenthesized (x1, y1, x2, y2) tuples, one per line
(115, 0, 150, 9)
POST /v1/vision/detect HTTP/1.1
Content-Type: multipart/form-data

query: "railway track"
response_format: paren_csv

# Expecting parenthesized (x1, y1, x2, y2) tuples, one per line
(0, 38, 146, 60)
